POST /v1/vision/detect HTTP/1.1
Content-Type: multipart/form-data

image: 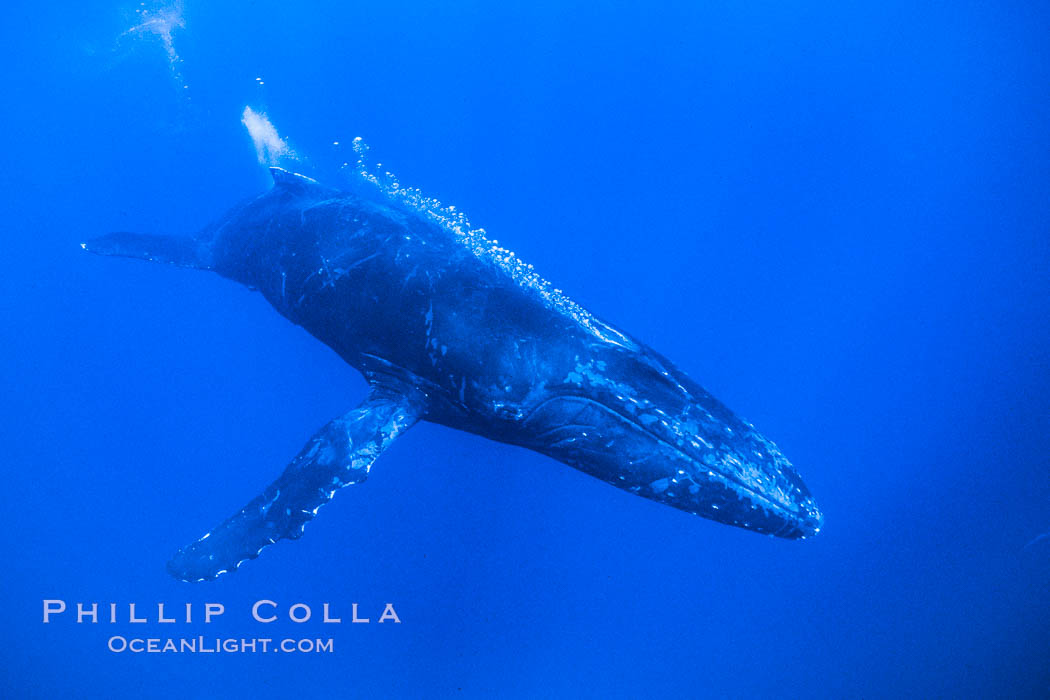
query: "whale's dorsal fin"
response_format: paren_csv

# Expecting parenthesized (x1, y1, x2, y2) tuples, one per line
(269, 166, 319, 194)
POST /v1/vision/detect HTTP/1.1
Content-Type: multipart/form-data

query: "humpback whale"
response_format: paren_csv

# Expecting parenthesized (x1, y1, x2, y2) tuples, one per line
(85, 165, 823, 582)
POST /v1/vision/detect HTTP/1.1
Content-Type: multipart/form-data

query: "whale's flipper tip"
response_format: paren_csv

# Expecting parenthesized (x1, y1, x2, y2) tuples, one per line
(167, 384, 425, 582)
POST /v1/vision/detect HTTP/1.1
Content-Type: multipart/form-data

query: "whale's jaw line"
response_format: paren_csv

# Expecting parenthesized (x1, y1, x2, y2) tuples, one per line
(515, 389, 822, 541)
(734, 484, 823, 540)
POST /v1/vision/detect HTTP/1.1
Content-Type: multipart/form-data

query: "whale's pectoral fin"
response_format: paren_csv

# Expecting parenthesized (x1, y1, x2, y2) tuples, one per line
(167, 384, 425, 582)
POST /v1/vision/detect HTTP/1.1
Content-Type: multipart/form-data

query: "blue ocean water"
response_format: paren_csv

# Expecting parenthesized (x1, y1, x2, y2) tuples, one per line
(2, 1, 1048, 697)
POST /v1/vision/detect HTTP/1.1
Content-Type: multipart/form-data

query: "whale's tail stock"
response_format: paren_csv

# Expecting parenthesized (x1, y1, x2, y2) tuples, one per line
(81, 232, 212, 271)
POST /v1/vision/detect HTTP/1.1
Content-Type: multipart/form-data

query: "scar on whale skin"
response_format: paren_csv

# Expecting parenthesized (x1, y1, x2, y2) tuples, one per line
(84, 133, 822, 581)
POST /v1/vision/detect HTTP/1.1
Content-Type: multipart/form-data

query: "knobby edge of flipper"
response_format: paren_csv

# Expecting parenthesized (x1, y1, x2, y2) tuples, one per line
(166, 382, 427, 582)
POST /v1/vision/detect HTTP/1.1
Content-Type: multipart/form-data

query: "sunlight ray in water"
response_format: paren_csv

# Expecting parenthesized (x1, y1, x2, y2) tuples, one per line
(1024, 531, 1050, 551)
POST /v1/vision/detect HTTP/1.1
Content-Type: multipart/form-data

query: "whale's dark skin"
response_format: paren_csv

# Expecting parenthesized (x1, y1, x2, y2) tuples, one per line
(85, 167, 823, 581)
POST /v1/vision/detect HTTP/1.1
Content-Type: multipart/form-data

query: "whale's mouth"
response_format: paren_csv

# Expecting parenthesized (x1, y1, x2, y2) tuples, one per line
(597, 396, 825, 538)
(522, 392, 823, 539)
(720, 476, 824, 539)
(633, 414, 825, 539)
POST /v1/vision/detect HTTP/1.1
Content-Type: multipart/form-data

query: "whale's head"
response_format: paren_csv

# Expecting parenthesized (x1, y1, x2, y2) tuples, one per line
(525, 348, 824, 540)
